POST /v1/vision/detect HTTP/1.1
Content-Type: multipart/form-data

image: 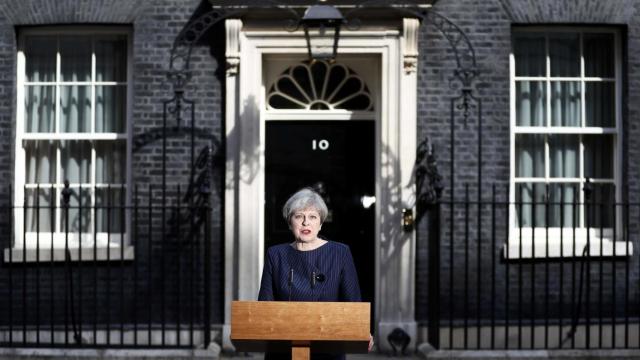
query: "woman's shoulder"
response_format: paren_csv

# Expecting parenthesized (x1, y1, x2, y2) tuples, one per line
(265, 243, 293, 256)
(323, 240, 352, 254)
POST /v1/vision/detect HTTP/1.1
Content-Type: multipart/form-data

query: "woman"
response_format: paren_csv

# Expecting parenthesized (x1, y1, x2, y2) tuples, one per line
(258, 188, 373, 359)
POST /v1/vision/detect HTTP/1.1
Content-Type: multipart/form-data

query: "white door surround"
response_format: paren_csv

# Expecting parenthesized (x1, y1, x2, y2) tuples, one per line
(222, 18, 420, 353)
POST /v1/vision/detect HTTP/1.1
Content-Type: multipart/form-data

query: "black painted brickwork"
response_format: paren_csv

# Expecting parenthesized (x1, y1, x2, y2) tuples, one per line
(416, 0, 640, 327)
(1, 0, 640, 341)
(0, 0, 225, 327)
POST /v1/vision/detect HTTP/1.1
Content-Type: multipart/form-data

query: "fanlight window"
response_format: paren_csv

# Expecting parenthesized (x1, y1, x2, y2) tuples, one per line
(267, 61, 374, 111)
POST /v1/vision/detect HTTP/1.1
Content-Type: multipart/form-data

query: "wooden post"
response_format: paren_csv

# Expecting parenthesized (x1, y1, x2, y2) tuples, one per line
(292, 341, 311, 360)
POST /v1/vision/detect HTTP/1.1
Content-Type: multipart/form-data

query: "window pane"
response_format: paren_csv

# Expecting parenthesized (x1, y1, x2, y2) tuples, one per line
(60, 187, 91, 233)
(60, 140, 91, 184)
(60, 36, 91, 82)
(96, 188, 125, 233)
(516, 81, 546, 126)
(548, 183, 580, 228)
(268, 94, 305, 109)
(96, 35, 127, 82)
(587, 183, 615, 228)
(25, 187, 54, 233)
(96, 141, 126, 184)
(24, 36, 56, 82)
(515, 183, 546, 228)
(584, 135, 614, 179)
(549, 135, 579, 178)
(25, 140, 57, 184)
(550, 33, 579, 77)
(585, 82, 615, 127)
(551, 81, 581, 126)
(584, 33, 615, 78)
(516, 134, 544, 177)
(25, 85, 55, 132)
(60, 86, 91, 132)
(513, 33, 545, 77)
(96, 86, 126, 133)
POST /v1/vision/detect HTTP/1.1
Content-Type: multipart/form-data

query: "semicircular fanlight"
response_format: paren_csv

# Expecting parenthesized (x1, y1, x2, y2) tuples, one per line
(267, 61, 374, 111)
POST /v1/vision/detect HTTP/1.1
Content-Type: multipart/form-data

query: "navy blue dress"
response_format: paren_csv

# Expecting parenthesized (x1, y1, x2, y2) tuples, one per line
(258, 241, 362, 360)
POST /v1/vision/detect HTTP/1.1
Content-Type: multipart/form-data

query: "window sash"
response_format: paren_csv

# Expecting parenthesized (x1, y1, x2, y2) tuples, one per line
(14, 28, 131, 249)
(510, 27, 621, 233)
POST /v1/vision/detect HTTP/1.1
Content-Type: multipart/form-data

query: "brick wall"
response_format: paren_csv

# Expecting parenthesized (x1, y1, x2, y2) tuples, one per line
(2, 0, 640, 344)
(416, 0, 640, 328)
(0, 0, 225, 328)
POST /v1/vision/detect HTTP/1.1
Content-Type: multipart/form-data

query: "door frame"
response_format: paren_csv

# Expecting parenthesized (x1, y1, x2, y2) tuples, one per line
(222, 18, 421, 352)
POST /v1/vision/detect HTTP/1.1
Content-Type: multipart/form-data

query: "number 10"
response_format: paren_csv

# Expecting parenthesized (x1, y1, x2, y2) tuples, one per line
(312, 139, 329, 151)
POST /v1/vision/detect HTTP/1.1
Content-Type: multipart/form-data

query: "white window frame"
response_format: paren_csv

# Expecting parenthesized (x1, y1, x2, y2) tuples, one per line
(507, 26, 632, 259)
(6, 26, 134, 262)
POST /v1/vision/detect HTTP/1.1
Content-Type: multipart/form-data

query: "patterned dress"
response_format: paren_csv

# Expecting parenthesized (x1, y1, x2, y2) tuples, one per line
(258, 240, 362, 360)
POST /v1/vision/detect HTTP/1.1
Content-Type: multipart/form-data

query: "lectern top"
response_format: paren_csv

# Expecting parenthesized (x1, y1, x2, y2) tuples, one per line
(231, 301, 370, 342)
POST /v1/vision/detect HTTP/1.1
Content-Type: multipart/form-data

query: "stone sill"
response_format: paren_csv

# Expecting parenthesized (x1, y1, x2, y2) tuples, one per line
(503, 236, 633, 259)
(3, 246, 135, 263)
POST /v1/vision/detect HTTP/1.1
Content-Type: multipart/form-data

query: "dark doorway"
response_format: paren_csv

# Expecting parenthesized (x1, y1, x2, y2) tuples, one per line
(265, 120, 375, 310)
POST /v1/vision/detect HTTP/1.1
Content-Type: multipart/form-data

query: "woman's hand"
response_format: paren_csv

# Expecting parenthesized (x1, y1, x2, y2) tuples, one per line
(368, 334, 374, 352)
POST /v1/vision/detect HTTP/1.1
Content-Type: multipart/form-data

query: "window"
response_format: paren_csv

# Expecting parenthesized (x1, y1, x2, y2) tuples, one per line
(509, 28, 629, 258)
(266, 61, 374, 111)
(10, 28, 132, 261)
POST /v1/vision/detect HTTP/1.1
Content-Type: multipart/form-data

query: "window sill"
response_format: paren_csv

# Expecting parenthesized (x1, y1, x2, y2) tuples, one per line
(503, 239, 633, 259)
(3, 246, 135, 263)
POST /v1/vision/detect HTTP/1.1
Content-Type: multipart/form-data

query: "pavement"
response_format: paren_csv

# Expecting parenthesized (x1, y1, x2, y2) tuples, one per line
(3, 347, 640, 359)
(222, 353, 421, 360)
(222, 349, 640, 360)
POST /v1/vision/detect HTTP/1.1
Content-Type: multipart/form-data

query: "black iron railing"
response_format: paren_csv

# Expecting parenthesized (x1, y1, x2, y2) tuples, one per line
(425, 184, 640, 350)
(0, 182, 213, 348)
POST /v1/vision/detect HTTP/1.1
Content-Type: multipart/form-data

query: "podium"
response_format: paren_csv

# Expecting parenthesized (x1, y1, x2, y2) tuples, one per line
(231, 301, 370, 360)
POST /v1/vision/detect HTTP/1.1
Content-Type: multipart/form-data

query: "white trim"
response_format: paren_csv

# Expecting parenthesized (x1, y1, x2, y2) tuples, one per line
(20, 133, 127, 140)
(24, 81, 126, 85)
(222, 18, 242, 353)
(10, 26, 133, 259)
(514, 77, 616, 81)
(223, 21, 418, 353)
(402, 18, 419, 74)
(14, 40, 26, 245)
(265, 61, 374, 111)
(514, 25, 624, 33)
(513, 127, 616, 134)
(4, 245, 134, 263)
(509, 27, 628, 259)
(259, 111, 375, 120)
(503, 230, 633, 259)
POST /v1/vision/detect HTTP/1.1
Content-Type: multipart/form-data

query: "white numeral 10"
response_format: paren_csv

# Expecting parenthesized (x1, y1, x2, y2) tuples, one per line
(312, 139, 329, 150)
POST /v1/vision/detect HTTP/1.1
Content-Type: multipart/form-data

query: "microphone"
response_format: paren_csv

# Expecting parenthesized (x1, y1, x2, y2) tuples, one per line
(312, 272, 325, 287)
(288, 268, 294, 301)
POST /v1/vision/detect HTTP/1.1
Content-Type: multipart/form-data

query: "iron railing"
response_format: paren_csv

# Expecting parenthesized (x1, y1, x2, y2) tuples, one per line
(425, 184, 640, 350)
(0, 182, 213, 348)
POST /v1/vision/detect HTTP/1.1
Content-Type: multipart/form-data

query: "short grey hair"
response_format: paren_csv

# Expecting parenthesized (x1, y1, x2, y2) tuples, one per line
(282, 188, 329, 224)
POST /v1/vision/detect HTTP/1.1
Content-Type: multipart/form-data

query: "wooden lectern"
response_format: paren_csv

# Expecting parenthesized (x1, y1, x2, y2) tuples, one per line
(231, 301, 370, 360)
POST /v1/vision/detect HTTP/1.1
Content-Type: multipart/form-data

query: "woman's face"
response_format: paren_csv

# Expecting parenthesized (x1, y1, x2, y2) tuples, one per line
(289, 207, 322, 242)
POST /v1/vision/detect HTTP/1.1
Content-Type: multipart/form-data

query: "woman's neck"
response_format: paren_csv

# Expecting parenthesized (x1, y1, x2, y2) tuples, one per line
(292, 238, 327, 251)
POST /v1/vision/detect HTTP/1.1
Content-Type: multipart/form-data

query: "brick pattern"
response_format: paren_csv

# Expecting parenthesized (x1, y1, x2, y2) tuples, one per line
(1, 0, 640, 343)
(416, 0, 640, 327)
(0, 0, 225, 326)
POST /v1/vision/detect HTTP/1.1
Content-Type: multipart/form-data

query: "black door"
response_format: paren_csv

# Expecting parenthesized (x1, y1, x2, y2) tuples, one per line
(265, 120, 375, 308)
